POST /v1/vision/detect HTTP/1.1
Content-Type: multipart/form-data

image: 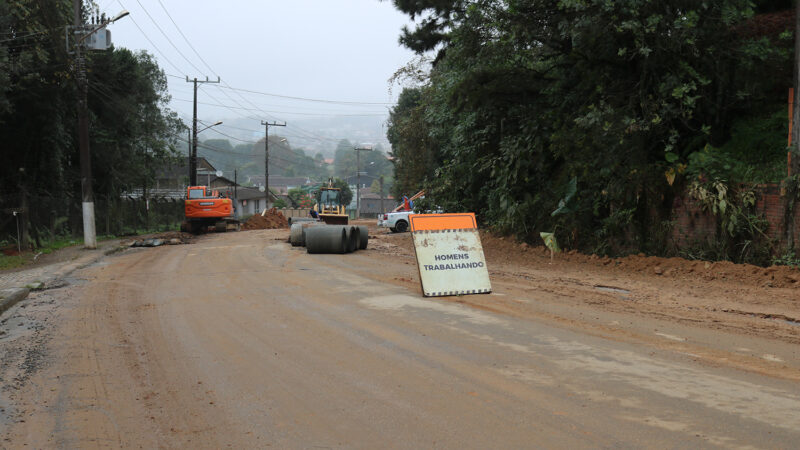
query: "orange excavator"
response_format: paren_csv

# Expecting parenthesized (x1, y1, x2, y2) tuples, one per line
(181, 186, 239, 233)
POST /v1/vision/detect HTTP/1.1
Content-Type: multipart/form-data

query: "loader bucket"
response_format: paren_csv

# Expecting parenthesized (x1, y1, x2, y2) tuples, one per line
(320, 214, 349, 225)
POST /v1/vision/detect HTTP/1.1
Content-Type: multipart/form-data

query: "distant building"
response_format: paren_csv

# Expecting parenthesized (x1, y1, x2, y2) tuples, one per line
(344, 174, 376, 190)
(248, 175, 313, 194)
(358, 192, 394, 217)
(233, 187, 280, 217)
(127, 157, 219, 199)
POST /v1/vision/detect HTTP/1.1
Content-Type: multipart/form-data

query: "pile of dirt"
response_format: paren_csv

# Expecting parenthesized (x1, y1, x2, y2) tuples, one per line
(377, 227, 800, 289)
(477, 231, 800, 289)
(242, 208, 289, 230)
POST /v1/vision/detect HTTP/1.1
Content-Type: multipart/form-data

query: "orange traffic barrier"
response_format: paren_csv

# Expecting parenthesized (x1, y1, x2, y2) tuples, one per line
(409, 213, 477, 232)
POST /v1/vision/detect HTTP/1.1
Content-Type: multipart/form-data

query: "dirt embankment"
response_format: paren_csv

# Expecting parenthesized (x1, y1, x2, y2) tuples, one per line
(242, 208, 289, 230)
(476, 232, 800, 290)
(362, 221, 800, 349)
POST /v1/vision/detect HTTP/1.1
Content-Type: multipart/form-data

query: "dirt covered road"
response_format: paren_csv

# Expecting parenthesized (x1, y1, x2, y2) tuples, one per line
(1, 222, 799, 448)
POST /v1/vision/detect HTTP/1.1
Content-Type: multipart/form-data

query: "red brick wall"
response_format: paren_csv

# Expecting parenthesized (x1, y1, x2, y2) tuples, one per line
(671, 195, 718, 248)
(671, 183, 800, 251)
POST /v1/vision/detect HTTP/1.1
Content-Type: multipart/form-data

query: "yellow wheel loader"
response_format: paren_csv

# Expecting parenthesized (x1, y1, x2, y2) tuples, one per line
(313, 179, 349, 225)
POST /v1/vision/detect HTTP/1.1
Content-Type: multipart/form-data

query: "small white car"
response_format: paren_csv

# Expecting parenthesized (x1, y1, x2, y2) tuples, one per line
(377, 211, 413, 233)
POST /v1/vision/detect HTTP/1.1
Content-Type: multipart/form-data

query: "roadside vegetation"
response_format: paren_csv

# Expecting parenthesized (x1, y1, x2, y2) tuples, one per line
(387, 0, 797, 266)
(0, 0, 184, 253)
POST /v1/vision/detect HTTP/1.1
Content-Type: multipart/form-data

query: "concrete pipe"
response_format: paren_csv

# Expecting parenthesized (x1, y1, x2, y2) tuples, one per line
(305, 226, 348, 254)
(357, 225, 368, 250)
(288, 217, 316, 226)
(347, 226, 360, 253)
(300, 222, 325, 247)
(290, 223, 305, 246)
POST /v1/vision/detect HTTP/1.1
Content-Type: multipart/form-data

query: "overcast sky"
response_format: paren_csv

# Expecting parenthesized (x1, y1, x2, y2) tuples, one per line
(99, 0, 417, 144)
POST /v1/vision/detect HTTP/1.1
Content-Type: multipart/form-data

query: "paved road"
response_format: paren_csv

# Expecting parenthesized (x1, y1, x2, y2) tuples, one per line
(2, 230, 799, 448)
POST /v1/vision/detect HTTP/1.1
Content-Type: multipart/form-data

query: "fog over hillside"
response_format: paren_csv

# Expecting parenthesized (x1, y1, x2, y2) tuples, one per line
(207, 115, 392, 159)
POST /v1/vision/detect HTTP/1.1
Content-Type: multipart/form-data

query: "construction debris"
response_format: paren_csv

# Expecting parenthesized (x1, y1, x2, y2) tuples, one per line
(242, 208, 289, 230)
(126, 231, 194, 248)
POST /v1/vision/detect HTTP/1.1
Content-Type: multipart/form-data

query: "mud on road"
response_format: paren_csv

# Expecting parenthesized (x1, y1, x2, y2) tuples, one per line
(0, 221, 798, 447)
(360, 221, 800, 377)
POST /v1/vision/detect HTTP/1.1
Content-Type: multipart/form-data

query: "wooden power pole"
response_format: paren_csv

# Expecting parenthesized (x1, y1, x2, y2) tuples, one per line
(261, 120, 286, 209)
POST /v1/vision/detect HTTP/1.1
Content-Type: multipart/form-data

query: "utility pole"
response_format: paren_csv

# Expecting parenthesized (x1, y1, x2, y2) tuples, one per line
(788, 5, 800, 249)
(792, 6, 800, 176)
(234, 169, 238, 219)
(70, 3, 128, 248)
(379, 175, 385, 215)
(186, 76, 220, 185)
(354, 144, 373, 219)
(261, 120, 286, 209)
(187, 128, 191, 185)
(74, 0, 95, 248)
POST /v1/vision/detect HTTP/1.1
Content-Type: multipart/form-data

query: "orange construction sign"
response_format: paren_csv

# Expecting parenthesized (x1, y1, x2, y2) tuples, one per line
(409, 213, 477, 232)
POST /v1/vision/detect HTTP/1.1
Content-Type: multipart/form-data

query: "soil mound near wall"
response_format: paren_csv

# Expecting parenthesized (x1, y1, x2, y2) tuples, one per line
(243, 208, 289, 230)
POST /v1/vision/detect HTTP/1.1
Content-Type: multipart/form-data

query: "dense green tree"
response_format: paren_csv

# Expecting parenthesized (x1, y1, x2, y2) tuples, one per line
(333, 139, 356, 178)
(0, 0, 73, 194)
(387, 87, 437, 198)
(333, 139, 393, 186)
(0, 0, 186, 242)
(389, 0, 792, 255)
(88, 48, 183, 197)
(330, 178, 353, 206)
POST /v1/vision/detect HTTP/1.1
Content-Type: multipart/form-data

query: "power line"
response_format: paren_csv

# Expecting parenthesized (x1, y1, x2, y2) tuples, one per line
(179, 118, 341, 145)
(133, 0, 204, 74)
(0, 30, 48, 43)
(169, 97, 388, 117)
(216, 84, 394, 106)
(205, 126, 260, 144)
(155, 0, 217, 76)
(117, 0, 185, 75)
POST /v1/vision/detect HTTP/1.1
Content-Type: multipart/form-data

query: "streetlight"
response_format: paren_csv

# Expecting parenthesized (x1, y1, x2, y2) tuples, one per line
(198, 120, 223, 133)
(190, 120, 222, 186)
(69, 2, 129, 249)
(354, 144, 374, 219)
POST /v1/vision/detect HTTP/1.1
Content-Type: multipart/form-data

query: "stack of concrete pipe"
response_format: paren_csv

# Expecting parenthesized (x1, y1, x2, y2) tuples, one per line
(289, 221, 325, 247)
(287, 217, 318, 227)
(291, 224, 368, 254)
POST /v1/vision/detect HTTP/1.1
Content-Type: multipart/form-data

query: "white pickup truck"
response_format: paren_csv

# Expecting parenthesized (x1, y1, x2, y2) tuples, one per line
(377, 211, 413, 233)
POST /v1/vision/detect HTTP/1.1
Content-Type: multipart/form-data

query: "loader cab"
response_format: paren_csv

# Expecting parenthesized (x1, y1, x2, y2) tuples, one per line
(318, 188, 340, 209)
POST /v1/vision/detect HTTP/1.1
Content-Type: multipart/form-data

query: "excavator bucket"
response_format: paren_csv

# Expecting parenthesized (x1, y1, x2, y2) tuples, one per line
(320, 214, 349, 225)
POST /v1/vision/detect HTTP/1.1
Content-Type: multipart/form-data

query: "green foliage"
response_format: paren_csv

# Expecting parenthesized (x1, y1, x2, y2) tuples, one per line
(0, 254, 25, 270)
(333, 140, 355, 178)
(551, 178, 578, 217)
(330, 178, 353, 206)
(684, 110, 788, 184)
(772, 251, 800, 268)
(0, 1, 187, 244)
(272, 197, 288, 209)
(389, 0, 792, 258)
(199, 136, 329, 181)
(687, 180, 772, 263)
(287, 187, 309, 208)
(88, 48, 184, 198)
(386, 87, 438, 199)
(333, 139, 392, 184)
(369, 176, 393, 197)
